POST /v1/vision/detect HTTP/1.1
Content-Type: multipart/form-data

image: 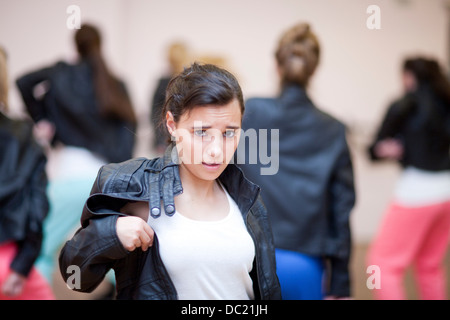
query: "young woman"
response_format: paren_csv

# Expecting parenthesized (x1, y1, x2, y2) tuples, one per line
(238, 23, 355, 300)
(367, 57, 450, 300)
(59, 63, 281, 300)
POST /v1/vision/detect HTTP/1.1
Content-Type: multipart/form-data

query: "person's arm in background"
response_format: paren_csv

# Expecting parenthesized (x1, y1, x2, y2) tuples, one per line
(16, 66, 57, 149)
(326, 130, 356, 298)
(2, 129, 49, 297)
(16, 66, 55, 122)
(150, 77, 171, 152)
(368, 96, 415, 161)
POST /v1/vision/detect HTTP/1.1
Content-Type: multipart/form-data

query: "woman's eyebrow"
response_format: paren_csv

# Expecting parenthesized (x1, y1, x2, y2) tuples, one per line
(191, 125, 240, 129)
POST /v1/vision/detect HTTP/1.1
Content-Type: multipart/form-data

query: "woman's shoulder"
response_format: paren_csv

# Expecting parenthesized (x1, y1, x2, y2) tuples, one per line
(245, 96, 277, 110)
(95, 157, 161, 194)
(314, 107, 347, 131)
(0, 114, 41, 152)
(243, 97, 278, 125)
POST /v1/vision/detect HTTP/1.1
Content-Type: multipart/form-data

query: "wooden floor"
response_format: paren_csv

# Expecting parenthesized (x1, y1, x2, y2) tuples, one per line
(52, 242, 450, 300)
(351, 242, 450, 300)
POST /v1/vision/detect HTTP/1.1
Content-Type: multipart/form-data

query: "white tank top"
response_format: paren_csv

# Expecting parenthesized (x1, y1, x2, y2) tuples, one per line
(394, 166, 450, 207)
(147, 184, 255, 300)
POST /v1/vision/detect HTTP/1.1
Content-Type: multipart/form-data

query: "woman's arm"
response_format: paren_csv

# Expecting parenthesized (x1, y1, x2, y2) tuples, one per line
(59, 202, 154, 292)
(9, 153, 49, 278)
(368, 96, 414, 161)
(16, 66, 54, 122)
(327, 132, 356, 298)
(59, 215, 129, 293)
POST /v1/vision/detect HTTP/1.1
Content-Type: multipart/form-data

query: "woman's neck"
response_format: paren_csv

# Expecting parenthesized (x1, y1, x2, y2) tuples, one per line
(178, 165, 218, 199)
(176, 164, 228, 221)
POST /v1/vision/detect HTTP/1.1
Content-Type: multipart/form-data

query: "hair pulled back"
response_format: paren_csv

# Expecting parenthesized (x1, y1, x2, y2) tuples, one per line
(403, 57, 450, 105)
(161, 62, 244, 137)
(275, 23, 320, 87)
(75, 24, 136, 124)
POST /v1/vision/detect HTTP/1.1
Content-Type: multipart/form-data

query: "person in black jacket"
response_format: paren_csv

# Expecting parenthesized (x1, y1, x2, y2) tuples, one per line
(59, 63, 281, 300)
(367, 57, 450, 300)
(15, 24, 136, 287)
(238, 23, 355, 299)
(0, 46, 53, 299)
(150, 42, 189, 155)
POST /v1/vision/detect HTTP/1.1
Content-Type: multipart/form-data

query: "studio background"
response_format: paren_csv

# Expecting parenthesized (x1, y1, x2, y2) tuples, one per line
(1, 0, 448, 299)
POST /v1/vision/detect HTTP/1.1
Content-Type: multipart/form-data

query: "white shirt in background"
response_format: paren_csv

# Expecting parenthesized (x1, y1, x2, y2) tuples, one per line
(394, 166, 450, 207)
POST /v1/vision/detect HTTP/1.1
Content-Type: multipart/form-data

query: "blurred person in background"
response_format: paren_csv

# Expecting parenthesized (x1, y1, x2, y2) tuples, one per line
(16, 24, 136, 293)
(238, 23, 355, 299)
(367, 57, 450, 300)
(0, 46, 54, 299)
(150, 42, 189, 155)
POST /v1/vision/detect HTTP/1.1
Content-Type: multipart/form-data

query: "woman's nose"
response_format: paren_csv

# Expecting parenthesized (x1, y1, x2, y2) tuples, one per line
(206, 135, 223, 160)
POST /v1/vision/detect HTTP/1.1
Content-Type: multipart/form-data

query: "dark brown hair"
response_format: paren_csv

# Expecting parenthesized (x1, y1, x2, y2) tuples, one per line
(75, 24, 136, 124)
(403, 57, 450, 105)
(275, 23, 320, 87)
(161, 62, 244, 139)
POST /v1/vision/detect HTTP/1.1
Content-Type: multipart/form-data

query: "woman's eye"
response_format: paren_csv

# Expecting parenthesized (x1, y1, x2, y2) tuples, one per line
(194, 129, 207, 137)
(224, 130, 235, 138)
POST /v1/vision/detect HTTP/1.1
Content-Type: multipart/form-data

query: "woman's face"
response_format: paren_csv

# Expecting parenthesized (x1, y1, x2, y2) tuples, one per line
(166, 99, 242, 182)
(402, 70, 417, 93)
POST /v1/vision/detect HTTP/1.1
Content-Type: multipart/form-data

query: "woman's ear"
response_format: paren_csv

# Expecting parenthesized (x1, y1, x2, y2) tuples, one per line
(166, 111, 176, 136)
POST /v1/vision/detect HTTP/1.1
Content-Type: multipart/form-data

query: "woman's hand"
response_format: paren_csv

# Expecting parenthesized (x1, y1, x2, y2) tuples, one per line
(1, 271, 26, 297)
(33, 119, 55, 148)
(374, 138, 404, 160)
(116, 216, 154, 252)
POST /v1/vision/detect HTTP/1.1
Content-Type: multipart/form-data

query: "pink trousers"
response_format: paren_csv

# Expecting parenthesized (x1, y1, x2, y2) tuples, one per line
(367, 200, 450, 300)
(0, 242, 54, 300)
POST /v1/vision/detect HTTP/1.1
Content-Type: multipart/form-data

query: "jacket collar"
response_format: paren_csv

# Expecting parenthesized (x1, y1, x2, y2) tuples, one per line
(219, 164, 261, 217)
(279, 83, 311, 107)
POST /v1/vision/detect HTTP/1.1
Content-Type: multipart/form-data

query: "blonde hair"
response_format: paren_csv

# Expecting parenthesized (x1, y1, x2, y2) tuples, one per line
(275, 23, 320, 87)
(167, 42, 189, 74)
(0, 47, 8, 112)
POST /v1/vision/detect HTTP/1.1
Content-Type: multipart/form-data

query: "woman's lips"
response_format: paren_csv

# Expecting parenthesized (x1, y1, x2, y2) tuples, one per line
(202, 162, 221, 170)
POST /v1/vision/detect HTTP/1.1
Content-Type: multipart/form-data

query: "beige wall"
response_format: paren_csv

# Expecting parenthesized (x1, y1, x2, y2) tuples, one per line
(0, 0, 448, 242)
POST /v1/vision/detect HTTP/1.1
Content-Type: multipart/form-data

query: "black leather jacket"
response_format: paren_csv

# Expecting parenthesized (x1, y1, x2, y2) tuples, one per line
(0, 112, 49, 276)
(59, 147, 281, 300)
(16, 60, 136, 163)
(239, 85, 355, 297)
(369, 90, 450, 171)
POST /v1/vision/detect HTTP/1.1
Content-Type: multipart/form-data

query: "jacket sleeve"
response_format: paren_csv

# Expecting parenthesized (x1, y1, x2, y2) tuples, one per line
(368, 96, 415, 160)
(58, 160, 145, 292)
(59, 214, 129, 292)
(9, 142, 49, 277)
(58, 165, 129, 292)
(16, 66, 55, 123)
(326, 129, 356, 297)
